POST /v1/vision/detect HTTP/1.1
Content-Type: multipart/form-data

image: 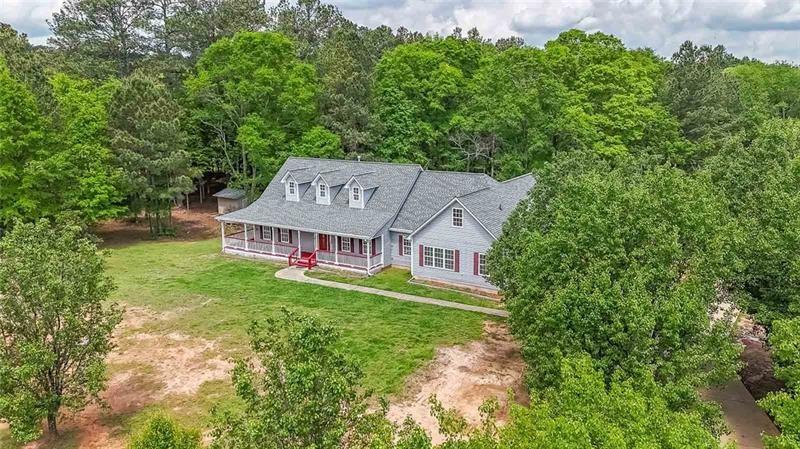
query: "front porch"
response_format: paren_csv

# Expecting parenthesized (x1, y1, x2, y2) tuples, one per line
(220, 222, 384, 274)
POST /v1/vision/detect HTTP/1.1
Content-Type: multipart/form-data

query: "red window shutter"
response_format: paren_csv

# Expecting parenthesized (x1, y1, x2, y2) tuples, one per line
(473, 253, 479, 275)
(398, 235, 404, 255)
(337, 236, 342, 251)
(454, 250, 460, 272)
(289, 230, 293, 243)
(372, 239, 377, 256)
(419, 245, 424, 266)
(358, 239, 363, 254)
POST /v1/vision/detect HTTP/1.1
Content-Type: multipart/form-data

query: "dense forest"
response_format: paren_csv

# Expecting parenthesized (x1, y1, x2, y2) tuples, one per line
(2, 0, 800, 447)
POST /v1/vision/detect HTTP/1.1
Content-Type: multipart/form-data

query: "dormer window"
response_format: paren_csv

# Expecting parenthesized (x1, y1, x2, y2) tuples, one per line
(288, 181, 296, 195)
(352, 186, 360, 201)
(319, 183, 327, 198)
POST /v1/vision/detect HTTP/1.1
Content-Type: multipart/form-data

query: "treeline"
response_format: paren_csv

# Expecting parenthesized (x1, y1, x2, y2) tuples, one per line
(3, 0, 798, 234)
(2, 0, 800, 447)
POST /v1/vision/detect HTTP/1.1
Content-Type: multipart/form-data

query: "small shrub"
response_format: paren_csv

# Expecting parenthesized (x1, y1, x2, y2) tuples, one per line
(128, 413, 201, 449)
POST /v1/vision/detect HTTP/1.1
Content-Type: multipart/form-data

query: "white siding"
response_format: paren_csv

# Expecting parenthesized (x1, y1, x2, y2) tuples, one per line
(413, 205, 496, 290)
(389, 231, 411, 268)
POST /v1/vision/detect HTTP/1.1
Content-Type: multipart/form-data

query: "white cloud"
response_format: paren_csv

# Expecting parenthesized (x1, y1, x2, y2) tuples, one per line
(2, 0, 799, 62)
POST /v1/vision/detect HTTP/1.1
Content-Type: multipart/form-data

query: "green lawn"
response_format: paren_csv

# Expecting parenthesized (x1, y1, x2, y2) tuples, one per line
(108, 239, 489, 393)
(1, 238, 491, 448)
(306, 267, 504, 309)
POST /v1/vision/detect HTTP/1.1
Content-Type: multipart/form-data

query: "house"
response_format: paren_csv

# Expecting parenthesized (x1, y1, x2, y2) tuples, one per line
(216, 157, 535, 292)
(213, 187, 248, 214)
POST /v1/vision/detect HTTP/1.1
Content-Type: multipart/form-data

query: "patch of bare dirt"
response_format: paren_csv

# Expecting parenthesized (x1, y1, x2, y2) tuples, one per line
(387, 321, 526, 444)
(94, 198, 219, 248)
(737, 315, 785, 400)
(21, 306, 233, 449)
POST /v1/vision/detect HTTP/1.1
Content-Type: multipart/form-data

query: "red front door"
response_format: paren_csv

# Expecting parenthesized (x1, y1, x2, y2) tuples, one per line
(318, 234, 330, 251)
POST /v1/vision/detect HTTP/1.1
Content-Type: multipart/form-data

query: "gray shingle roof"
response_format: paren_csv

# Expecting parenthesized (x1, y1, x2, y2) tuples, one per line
(213, 187, 246, 200)
(217, 157, 535, 240)
(218, 157, 422, 237)
(457, 174, 535, 237)
(390, 171, 496, 232)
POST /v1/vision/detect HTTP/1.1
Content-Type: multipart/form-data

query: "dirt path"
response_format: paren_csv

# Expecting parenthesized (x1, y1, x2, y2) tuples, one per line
(387, 321, 526, 444)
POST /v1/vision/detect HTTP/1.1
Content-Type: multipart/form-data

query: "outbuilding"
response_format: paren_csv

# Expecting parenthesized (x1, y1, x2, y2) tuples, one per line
(213, 187, 248, 214)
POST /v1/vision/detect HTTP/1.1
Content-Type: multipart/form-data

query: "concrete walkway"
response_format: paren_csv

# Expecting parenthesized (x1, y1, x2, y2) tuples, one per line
(704, 379, 780, 449)
(275, 266, 509, 317)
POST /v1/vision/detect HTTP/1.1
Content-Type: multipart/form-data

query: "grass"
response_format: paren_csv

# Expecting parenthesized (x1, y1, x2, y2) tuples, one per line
(1, 238, 492, 449)
(109, 239, 490, 393)
(305, 267, 504, 310)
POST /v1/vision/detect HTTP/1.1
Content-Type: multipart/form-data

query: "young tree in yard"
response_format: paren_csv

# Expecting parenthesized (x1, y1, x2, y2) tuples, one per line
(185, 31, 319, 197)
(490, 151, 741, 391)
(0, 220, 122, 442)
(128, 413, 202, 449)
(210, 309, 385, 449)
(110, 72, 196, 237)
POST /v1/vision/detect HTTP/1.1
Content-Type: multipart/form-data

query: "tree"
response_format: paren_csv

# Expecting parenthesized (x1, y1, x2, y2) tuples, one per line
(267, 0, 345, 61)
(28, 74, 125, 224)
(372, 36, 491, 168)
(169, 0, 267, 62)
(728, 62, 800, 121)
(48, 0, 149, 78)
(0, 219, 122, 441)
(128, 413, 202, 449)
(759, 317, 800, 448)
(109, 72, 196, 236)
(185, 31, 318, 197)
(450, 46, 569, 177)
(0, 24, 52, 109)
(661, 41, 745, 161)
(704, 119, 800, 324)
(210, 309, 381, 449)
(316, 23, 398, 153)
(497, 356, 725, 449)
(490, 152, 740, 391)
(0, 58, 49, 227)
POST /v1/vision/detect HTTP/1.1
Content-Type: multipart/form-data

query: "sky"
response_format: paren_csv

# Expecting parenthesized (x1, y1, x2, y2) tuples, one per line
(2, 0, 799, 62)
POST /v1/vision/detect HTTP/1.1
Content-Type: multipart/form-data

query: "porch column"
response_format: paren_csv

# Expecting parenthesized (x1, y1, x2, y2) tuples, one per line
(335, 236, 339, 264)
(244, 224, 249, 251)
(366, 239, 371, 275)
(271, 227, 275, 254)
(220, 222, 226, 250)
(380, 237, 384, 268)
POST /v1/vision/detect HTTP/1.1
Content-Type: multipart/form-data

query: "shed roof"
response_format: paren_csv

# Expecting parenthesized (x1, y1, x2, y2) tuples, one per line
(213, 187, 246, 200)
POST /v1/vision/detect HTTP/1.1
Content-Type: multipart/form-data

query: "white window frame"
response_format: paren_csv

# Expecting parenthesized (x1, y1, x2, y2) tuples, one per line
(452, 208, 463, 227)
(478, 253, 488, 277)
(280, 228, 290, 243)
(318, 183, 327, 198)
(352, 186, 360, 201)
(423, 245, 454, 271)
(288, 181, 296, 195)
(261, 226, 271, 241)
(402, 235, 411, 257)
(340, 237, 351, 252)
